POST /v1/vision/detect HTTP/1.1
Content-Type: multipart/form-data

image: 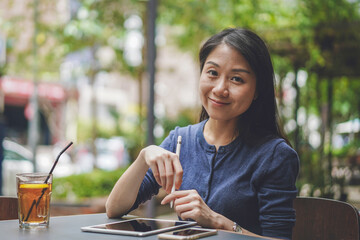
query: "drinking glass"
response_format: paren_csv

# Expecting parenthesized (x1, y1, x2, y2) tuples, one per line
(16, 173, 52, 229)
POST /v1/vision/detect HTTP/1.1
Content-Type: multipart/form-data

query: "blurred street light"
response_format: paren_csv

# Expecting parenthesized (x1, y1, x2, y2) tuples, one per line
(146, 0, 157, 219)
(0, 33, 6, 67)
(27, 0, 40, 171)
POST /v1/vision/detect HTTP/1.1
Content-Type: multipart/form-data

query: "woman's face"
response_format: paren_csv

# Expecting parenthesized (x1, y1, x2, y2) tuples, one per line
(199, 43, 257, 123)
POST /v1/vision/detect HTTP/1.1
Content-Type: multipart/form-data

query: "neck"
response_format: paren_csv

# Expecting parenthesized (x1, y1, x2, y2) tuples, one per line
(203, 118, 238, 149)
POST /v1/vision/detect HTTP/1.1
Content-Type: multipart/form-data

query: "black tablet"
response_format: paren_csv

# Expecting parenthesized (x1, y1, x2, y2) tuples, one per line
(81, 218, 197, 237)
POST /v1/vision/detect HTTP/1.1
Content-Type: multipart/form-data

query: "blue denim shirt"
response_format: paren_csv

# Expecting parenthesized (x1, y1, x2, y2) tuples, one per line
(130, 120, 299, 239)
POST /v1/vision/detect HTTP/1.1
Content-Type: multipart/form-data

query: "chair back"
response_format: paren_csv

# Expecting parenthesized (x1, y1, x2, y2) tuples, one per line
(0, 196, 18, 220)
(293, 197, 360, 240)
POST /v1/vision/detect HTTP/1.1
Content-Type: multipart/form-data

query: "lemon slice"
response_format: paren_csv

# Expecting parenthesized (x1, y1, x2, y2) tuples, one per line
(20, 183, 49, 189)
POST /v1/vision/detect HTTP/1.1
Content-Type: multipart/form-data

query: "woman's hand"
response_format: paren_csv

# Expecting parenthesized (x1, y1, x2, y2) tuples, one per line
(161, 190, 220, 229)
(142, 145, 183, 193)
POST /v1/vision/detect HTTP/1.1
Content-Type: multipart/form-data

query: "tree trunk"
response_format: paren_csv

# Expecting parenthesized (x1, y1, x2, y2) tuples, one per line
(327, 77, 333, 186)
(317, 77, 326, 188)
(90, 46, 98, 168)
(293, 67, 300, 153)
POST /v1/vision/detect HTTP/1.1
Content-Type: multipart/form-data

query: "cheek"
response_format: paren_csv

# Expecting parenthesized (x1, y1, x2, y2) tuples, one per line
(243, 82, 257, 101)
(199, 78, 210, 96)
(232, 87, 256, 108)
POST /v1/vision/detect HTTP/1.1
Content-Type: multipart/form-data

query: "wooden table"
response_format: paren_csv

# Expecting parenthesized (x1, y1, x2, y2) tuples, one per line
(0, 213, 274, 240)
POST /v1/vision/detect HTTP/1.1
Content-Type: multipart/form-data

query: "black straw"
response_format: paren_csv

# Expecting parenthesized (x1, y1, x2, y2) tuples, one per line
(44, 142, 73, 184)
(24, 142, 73, 222)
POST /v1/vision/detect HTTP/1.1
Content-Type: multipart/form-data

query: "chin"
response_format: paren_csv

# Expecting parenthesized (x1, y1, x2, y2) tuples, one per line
(208, 115, 234, 122)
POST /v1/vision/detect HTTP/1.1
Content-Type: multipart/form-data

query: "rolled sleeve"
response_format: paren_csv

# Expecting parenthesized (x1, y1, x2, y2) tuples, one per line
(127, 129, 177, 213)
(257, 142, 299, 240)
(127, 169, 160, 213)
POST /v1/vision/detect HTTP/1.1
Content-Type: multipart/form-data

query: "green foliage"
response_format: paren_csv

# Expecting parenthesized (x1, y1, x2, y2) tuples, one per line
(76, 119, 120, 142)
(52, 168, 127, 201)
(301, 0, 360, 24)
(332, 139, 360, 159)
(297, 147, 326, 189)
(76, 115, 145, 162)
(156, 108, 198, 145)
(2, 0, 360, 201)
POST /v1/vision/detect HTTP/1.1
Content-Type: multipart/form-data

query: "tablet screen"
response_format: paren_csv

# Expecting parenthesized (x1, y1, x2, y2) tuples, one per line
(93, 219, 189, 232)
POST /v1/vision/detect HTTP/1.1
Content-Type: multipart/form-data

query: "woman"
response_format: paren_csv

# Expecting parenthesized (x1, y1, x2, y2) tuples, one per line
(106, 28, 299, 240)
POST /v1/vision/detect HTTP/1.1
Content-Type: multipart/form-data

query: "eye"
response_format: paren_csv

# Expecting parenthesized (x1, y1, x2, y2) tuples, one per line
(207, 70, 218, 77)
(231, 76, 245, 83)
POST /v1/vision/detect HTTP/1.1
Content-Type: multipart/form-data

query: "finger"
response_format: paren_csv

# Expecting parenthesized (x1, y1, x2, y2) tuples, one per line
(161, 190, 192, 205)
(173, 194, 194, 208)
(172, 157, 183, 189)
(174, 200, 193, 213)
(164, 157, 175, 193)
(157, 159, 166, 187)
(149, 163, 161, 186)
(161, 194, 175, 205)
(179, 209, 198, 222)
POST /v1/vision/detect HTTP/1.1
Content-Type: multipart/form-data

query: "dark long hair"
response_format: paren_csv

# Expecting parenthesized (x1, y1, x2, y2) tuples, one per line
(199, 28, 290, 146)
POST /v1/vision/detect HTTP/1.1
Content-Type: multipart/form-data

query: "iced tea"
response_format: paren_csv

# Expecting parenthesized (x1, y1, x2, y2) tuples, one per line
(16, 173, 52, 229)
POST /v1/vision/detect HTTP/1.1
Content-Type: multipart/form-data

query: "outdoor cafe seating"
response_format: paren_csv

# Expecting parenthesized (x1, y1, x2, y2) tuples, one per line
(293, 197, 360, 240)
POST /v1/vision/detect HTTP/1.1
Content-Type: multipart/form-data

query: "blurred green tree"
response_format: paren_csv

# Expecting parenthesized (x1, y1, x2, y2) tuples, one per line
(1, 0, 360, 199)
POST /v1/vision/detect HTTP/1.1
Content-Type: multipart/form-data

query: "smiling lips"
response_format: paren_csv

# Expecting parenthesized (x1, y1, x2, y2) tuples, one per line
(209, 97, 230, 106)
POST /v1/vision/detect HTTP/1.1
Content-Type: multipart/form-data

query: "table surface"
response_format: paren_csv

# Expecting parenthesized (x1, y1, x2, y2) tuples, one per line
(0, 213, 274, 240)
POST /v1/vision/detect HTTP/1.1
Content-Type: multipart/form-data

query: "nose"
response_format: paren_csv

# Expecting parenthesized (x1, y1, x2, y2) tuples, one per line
(212, 78, 229, 97)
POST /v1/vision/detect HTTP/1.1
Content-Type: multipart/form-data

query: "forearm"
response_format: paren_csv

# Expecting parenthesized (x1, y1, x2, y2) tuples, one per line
(105, 149, 149, 218)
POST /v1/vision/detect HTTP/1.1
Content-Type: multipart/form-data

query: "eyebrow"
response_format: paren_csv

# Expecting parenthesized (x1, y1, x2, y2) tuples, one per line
(205, 61, 251, 74)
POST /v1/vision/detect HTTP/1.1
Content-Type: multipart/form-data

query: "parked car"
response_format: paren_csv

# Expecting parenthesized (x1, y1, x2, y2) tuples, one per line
(36, 144, 74, 177)
(1, 139, 75, 196)
(95, 137, 130, 171)
(2, 139, 34, 196)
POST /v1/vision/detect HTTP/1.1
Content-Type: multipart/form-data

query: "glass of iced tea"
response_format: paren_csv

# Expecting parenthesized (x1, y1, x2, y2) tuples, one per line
(16, 173, 52, 229)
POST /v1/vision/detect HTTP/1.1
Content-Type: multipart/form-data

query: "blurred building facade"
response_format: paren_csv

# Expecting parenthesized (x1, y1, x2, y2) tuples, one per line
(0, 76, 68, 144)
(0, 0, 200, 146)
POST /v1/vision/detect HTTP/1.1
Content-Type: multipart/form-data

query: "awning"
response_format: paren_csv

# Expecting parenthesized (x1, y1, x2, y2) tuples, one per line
(0, 76, 67, 106)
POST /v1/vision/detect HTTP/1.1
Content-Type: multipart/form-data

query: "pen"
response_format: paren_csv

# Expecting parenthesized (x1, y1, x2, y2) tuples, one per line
(170, 135, 182, 208)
